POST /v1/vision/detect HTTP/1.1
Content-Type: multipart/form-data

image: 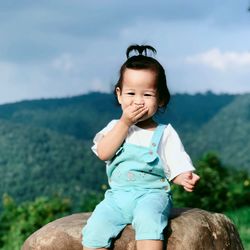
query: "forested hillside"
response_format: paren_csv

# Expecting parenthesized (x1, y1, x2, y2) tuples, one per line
(2, 91, 250, 210)
(0, 92, 235, 139)
(0, 93, 120, 140)
(0, 119, 106, 210)
(187, 93, 250, 171)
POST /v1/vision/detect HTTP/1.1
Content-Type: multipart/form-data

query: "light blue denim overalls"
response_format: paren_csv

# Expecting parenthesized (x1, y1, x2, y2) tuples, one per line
(82, 124, 172, 249)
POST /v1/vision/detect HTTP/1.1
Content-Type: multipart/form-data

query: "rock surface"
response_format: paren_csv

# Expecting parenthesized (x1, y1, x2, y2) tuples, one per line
(22, 208, 243, 250)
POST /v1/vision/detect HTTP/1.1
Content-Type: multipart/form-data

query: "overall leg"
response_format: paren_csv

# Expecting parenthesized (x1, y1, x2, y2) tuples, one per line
(82, 191, 127, 249)
(132, 191, 172, 250)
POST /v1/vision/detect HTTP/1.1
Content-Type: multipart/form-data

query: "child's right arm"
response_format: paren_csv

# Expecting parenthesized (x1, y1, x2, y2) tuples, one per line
(97, 103, 148, 161)
(96, 120, 129, 161)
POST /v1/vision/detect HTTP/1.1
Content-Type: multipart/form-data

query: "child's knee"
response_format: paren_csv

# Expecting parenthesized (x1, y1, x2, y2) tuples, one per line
(133, 209, 160, 229)
(132, 208, 168, 240)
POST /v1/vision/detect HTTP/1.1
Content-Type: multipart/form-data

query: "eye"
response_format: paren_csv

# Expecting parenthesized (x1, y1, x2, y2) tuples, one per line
(126, 92, 135, 96)
(144, 93, 156, 97)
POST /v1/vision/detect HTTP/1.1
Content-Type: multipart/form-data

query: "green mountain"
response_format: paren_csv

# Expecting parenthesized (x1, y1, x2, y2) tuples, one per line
(1, 91, 247, 208)
(186, 93, 250, 171)
(0, 93, 120, 140)
(0, 92, 235, 140)
(0, 119, 106, 209)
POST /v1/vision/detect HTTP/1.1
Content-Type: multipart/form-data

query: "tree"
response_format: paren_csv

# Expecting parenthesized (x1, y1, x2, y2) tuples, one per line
(0, 194, 71, 250)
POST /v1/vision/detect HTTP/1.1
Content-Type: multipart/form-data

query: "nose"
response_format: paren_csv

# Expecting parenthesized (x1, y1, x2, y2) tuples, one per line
(134, 96, 144, 105)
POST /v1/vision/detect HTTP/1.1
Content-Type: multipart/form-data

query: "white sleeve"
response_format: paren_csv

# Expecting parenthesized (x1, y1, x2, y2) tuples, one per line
(163, 124, 195, 181)
(91, 120, 118, 156)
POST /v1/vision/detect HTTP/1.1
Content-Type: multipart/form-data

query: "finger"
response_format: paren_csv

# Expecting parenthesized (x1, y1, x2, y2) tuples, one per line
(187, 175, 200, 186)
(186, 173, 200, 183)
(184, 186, 194, 192)
(131, 104, 145, 113)
(124, 105, 145, 119)
(184, 178, 196, 185)
(192, 174, 200, 182)
(130, 105, 147, 116)
(133, 107, 148, 120)
(182, 181, 195, 190)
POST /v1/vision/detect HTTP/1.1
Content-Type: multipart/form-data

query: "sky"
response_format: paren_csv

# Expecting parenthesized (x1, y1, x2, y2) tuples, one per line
(1, 0, 250, 104)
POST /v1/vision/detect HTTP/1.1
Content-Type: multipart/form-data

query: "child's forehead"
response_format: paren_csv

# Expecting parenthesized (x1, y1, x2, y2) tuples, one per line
(122, 69, 157, 88)
(122, 82, 157, 92)
(123, 68, 156, 77)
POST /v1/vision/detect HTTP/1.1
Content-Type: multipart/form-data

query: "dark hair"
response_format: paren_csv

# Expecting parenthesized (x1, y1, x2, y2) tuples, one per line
(114, 44, 170, 110)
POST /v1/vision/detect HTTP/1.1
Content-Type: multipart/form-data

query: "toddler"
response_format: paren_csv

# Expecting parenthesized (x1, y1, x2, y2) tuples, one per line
(82, 44, 200, 250)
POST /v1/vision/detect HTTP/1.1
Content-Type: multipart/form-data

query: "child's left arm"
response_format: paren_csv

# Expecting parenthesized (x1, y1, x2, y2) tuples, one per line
(172, 171, 200, 192)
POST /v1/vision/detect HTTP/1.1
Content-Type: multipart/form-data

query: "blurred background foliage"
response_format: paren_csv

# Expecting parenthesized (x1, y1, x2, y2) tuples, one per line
(172, 152, 250, 212)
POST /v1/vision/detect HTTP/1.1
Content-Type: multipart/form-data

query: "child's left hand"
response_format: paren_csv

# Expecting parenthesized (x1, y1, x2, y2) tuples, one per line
(172, 171, 200, 192)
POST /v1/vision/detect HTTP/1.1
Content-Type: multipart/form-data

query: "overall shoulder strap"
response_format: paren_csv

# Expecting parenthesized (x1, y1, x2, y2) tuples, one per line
(150, 124, 166, 152)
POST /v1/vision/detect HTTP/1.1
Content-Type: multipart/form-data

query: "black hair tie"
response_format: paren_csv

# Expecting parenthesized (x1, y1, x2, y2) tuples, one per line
(126, 44, 157, 58)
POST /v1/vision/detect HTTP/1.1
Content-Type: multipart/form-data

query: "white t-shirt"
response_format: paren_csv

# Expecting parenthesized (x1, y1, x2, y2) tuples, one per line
(92, 120, 195, 181)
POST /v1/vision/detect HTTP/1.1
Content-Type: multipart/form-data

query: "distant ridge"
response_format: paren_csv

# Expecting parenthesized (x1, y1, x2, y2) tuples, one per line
(0, 91, 236, 139)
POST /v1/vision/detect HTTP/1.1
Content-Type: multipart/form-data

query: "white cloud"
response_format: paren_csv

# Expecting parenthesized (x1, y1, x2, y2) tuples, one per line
(186, 48, 250, 70)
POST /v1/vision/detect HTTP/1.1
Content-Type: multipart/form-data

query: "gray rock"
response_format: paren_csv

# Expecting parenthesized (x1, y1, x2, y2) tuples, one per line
(22, 208, 243, 250)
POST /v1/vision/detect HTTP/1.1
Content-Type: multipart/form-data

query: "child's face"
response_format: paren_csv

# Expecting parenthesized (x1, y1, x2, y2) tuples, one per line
(116, 68, 161, 123)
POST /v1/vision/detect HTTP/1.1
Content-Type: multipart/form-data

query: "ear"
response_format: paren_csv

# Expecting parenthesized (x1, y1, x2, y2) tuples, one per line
(116, 87, 122, 105)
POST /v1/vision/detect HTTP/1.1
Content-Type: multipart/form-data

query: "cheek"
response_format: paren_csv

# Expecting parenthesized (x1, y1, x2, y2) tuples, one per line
(146, 99, 158, 109)
(121, 97, 132, 107)
(152, 104, 159, 113)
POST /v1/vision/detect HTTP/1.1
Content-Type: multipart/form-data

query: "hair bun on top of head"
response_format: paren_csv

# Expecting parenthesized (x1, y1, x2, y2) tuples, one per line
(126, 44, 157, 58)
